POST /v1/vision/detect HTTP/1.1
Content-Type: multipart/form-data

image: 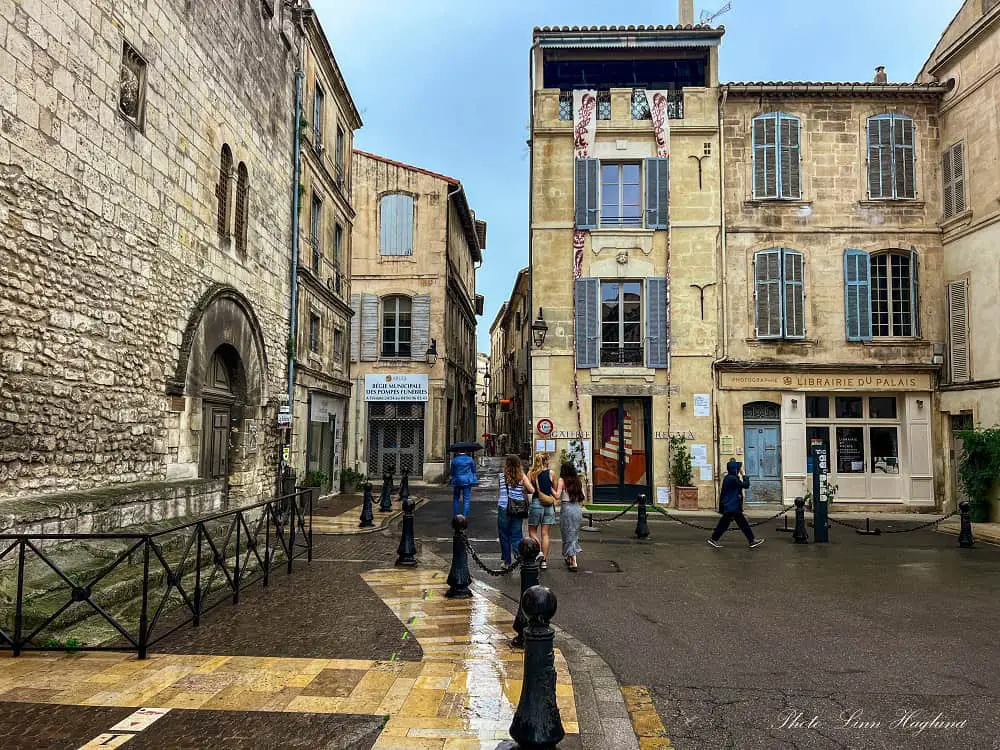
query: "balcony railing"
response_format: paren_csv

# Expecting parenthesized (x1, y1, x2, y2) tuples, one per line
(600, 345, 644, 366)
(558, 90, 611, 121)
(557, 89, 684, 121)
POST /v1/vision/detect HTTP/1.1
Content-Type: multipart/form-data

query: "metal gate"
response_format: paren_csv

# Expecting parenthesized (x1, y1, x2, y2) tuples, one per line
(368, 402, 425, 477)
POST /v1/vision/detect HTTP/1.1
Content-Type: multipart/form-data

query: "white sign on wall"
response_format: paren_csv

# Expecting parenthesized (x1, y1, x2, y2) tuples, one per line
(364, 374, 429, 402)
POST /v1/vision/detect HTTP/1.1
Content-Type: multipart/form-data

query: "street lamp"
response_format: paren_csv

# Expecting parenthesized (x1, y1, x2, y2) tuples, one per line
(426, 338, 438, 366)
(530, 308, 548, 349)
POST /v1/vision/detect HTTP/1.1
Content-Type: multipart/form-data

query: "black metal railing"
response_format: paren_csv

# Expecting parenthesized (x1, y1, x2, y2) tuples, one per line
(0, 489, 313, 659)
(631, 89, 684, 120)
(600, 346, 644, 366)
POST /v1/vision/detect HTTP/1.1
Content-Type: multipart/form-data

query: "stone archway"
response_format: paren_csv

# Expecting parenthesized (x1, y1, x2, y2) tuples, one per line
(168, 285, 271, 494)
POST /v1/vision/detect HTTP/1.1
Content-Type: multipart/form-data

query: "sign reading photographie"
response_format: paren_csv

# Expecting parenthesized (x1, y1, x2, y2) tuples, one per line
(364, 374, 429, 402)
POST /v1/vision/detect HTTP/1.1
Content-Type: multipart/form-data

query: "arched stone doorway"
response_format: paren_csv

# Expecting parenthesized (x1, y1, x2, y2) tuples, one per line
(168, 285, 271, 499)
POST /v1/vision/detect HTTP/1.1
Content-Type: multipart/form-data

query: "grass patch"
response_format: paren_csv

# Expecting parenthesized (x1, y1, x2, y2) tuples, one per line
(584, 504, 635, 512)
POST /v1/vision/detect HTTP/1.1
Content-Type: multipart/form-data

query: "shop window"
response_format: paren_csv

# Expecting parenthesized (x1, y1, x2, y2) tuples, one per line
(869, 396, 897, 419)
(836, 426, 866, 473)
(835, 396, 863, 419)
(806, 396, 829, 419)
(870, 427, 900, 474)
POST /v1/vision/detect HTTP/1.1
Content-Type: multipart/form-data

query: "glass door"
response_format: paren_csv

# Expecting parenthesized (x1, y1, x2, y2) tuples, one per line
(592, 398, 651, 502)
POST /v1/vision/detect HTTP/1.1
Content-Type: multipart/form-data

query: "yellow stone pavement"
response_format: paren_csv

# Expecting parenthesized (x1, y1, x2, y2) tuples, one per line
(622, 685, 674, 749)
(0, 567, 577, 749)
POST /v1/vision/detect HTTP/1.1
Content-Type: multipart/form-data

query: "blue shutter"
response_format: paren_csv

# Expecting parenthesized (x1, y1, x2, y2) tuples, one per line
(910, 247, 920, 337)
(778, 114, 801, 199)
(575, 159, 599, 229)
(574, 278, 599, 368)
(893, 115, 916, 199)
(644, 158, 670, 229)
(844, 249, 872, 342)
(645, 277, 668, 368)
(782, 249, 805, 339)
(754, 249, 782, 339)
(752, 114, 778, 199)
(867, 116, 893, 199)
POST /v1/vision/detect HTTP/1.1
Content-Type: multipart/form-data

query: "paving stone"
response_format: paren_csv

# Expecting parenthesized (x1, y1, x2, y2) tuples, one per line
(0, 701, 131, 749)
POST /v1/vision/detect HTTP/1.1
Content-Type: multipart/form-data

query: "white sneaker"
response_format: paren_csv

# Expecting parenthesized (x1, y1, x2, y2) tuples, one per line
(707, 538, 723, 549)
(750, 538, 766, 549)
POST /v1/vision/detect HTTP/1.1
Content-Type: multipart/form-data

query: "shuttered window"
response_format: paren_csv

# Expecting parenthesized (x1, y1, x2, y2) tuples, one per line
(574, 278, 600, 368)
(753, 248, 805, 339)
(350, 294, 361, 362)
(871, 252, 916, 337)
(410, 294, 431, 363)
(381, 296, 412, 358)
(379, 194, 414, 256)
(947, 279, 970, 383)
(867, 114, 916, 200)
(844, 249, 872, 341)
(575, 158, 599, 229)
(310, 194, 322, 273)
(942, 142, 966, 219)
(645, 277, 669, 368)
(645, 158, 670, 229)
(600, 163, 642, 227)
(752, 113, 801, 200)
(360, 294, 379, 361)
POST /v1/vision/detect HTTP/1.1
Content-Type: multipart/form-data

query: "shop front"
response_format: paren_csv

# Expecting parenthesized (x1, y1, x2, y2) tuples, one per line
(718, 369, 937, 509)
(307, 392, 347, 494)
(364, 374, 429, 478)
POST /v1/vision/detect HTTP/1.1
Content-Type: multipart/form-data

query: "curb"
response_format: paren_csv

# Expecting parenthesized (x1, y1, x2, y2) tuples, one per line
(312, 497, 426, 536)
(936, 522, 1000, 546)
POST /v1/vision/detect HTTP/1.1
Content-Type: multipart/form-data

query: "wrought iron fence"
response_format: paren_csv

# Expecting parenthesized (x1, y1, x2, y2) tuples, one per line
(600, 345, 644, 366)
(0, 489, 313, 659)
(631, 89, 684, 120)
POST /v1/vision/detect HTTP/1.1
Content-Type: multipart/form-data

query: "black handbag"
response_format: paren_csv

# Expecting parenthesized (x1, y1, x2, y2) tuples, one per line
(502, 477, 530, 519)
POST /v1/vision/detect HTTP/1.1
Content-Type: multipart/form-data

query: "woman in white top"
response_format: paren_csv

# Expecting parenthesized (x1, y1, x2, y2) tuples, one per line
(497, 454, 535, 565)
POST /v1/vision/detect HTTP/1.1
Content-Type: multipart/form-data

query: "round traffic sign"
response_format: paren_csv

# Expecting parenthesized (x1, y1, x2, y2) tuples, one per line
(536, 418, 554, 436)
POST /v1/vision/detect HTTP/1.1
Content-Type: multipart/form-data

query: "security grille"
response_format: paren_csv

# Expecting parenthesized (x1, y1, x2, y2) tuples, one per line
(368, 402, 425, 477)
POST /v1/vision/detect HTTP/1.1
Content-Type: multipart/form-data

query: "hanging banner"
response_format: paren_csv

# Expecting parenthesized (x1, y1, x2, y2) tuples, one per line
(572, 89, 598, 158)
(644, 90, 672, 158)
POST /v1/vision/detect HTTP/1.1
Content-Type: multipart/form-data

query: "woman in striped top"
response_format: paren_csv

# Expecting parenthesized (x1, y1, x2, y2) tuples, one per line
(498, 454, 535, 565)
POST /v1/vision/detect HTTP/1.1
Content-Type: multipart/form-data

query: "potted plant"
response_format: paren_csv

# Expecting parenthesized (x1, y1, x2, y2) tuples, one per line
(303, 470, 329, 490)
(341, 468, 366, 494)
(670, 436, 699, 510)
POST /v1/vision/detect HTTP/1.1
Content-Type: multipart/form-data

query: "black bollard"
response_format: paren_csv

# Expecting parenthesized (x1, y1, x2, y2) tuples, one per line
(855, 516, 881, 536)
(395, 496, 418, 566)
(400, 470, 410, 499)
(793, 496, 809, 544)
(635, 493, 649, 539)
(379, 472, 393, 513)
(446, 515, 473, 599)
(359, 480, 375, 528)
(510, 586, 566, 749)
(959, 500, 975, 548)
(512, 537, 541, 649)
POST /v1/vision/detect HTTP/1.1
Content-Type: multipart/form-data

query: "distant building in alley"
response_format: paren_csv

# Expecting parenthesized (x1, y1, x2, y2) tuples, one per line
(489, 268, 531, 458)
(349, 151, 485, 481)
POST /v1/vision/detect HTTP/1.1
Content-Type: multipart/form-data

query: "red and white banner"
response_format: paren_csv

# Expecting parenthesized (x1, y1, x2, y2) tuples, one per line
(644, 90, 671, 158)
(573, 90, 598, 159)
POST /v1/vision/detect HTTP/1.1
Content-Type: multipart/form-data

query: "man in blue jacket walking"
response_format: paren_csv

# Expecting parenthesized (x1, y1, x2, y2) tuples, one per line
(450, 450, 478, 517)
(707, 460, 765, 549)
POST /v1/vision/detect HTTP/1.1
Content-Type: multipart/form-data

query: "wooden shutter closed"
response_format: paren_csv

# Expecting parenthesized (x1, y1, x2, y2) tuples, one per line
(360, 294, 379, 361)
(410, 294, 431, 362)
(943, 143, 965, 218)
(779, 115, 801, 199)
(844, 249, 872, 341)
(350, 293, 361, 362)
(754, 249, 782, 339)
(893, 116, 916, 199)
(575, 159, 599, 229)
(752, 115, 777, 199)
(574, 278, 599, 368)
(867, 116, 893, 199)
(379, 194, 414, 256)
(909, 247, 920, 337)
(783, 250, 805, 339)
(947, 279, 970, 383)
(644, 158, 670, 229)
(645, 277, 669, 368)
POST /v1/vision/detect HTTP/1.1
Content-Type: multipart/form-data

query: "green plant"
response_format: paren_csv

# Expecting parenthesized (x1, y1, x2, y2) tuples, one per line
(303, 470, 329, 487)
(958, 427, 1000, 521)
(43, 637, 81, 653)
(670, 435, 693, 486)
(341, 468, 366, 491)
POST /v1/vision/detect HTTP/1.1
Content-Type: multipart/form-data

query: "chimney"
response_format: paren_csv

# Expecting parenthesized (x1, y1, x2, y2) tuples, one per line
(874, 66, 887, 84)
(679, 0, 694, 25)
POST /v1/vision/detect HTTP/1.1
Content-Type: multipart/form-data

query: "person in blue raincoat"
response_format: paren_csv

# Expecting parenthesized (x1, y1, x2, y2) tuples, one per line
(450, 450, 478, 517)
(707, 460, 765, 549)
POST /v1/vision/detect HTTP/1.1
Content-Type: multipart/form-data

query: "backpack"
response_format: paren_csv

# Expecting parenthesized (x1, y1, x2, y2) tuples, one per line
(502, 476, 530, 519)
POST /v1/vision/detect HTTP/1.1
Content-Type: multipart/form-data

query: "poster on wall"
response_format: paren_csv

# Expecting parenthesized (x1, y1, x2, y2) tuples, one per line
(364, 374, 429, 402)
(690, 444, 708, 466)
(694, 394, 711, 417)
(656, 487, 670, 505)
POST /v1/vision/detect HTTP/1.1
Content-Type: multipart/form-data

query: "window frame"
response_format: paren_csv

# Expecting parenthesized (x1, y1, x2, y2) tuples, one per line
(599, 161, 643, 229)
(308, 313, 321, 354)
(312, 82, 325, 146)
(751, 112, 802, 200)
(310, 193, 323, 274)
(866, 113, 917, 200)
(599, 280, 644, 366)
(381, 295, 413, 359)
(379, 193, 415, 256)
(870, 251, 915, 338)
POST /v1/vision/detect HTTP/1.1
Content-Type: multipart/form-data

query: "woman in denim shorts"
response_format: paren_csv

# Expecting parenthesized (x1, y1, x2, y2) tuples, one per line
(527, 453, 559, 569)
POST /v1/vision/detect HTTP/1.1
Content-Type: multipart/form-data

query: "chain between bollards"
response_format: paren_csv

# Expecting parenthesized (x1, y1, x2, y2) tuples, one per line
(651, 503, 793, 530)
(588, 498, 639, 524)
(464, 534, 521, 577)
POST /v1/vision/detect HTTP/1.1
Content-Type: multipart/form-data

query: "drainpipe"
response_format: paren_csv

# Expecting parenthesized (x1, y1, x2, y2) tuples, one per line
(712, 86, 729, 496)
(287, 60, 305, 465)
(527, 40, 539, 459)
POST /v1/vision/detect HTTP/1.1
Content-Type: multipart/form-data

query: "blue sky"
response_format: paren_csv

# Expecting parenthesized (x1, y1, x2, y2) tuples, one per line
(314, 0, 961, 353)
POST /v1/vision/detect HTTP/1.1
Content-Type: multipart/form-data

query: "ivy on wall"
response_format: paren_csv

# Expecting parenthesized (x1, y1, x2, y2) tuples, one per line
(958, 427, 1000, 520)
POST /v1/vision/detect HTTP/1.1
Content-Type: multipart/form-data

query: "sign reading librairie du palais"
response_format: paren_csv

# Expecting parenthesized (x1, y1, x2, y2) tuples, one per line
(364, 374, 429, 402)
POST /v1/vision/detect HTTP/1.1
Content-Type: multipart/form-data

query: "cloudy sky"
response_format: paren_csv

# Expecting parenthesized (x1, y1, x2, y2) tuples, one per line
(313, 0, 961, 352)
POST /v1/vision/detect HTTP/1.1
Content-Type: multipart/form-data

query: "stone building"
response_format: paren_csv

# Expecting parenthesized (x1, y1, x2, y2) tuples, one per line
(489, 267, 531, 458)
(716, 81, 947, 510)
(288, 10, 361, 495)
(0, 0, 299, 509)
(528, 21, 723, 504)
(918, 0, 1000, 510)
(348, 151, 485, 481)
(475, 352, 489, 448)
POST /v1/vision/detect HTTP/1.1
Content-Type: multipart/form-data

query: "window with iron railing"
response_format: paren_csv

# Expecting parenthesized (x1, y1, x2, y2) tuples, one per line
(558, 90, 611, 121)
(600, 281, 643, 366)
(310, 194, 322, 274)
(631, 89, 684, 120)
